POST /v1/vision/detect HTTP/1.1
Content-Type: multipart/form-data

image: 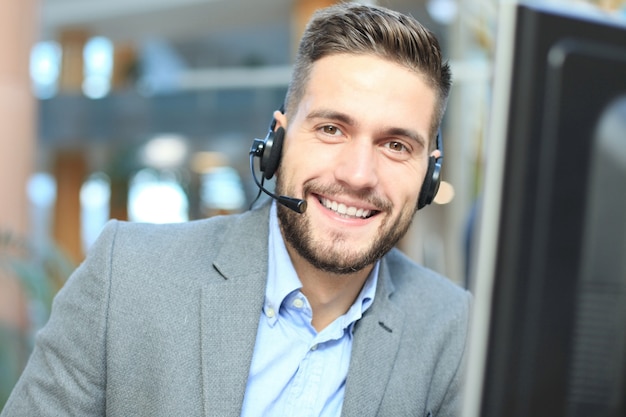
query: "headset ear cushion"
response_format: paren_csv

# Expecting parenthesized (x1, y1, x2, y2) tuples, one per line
(261, 126, 284, 180)
(418, 156, 441, 210)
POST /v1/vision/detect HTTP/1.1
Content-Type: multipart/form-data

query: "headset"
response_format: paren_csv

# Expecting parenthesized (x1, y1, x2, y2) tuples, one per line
(249, 114, 307, 213)
(249, 110, 443, 213)
(417, 129, 443, 210)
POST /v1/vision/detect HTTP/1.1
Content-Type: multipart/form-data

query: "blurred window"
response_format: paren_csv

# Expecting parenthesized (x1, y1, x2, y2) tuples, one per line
(201, 166, 246, 215)
(26, 172, 57, 250)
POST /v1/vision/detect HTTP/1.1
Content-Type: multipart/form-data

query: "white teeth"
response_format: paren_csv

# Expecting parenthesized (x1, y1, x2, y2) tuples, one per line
(320, 198, 372, 219)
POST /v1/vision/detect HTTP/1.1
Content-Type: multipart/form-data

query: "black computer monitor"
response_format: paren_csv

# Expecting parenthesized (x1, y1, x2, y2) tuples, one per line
(463, 2, 626, 417)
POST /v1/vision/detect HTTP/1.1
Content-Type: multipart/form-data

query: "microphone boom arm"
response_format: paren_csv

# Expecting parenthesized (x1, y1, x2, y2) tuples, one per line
(248, 151, 307, 214)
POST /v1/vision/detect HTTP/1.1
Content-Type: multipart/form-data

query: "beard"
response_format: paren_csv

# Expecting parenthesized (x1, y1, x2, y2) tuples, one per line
(276, 178, 418, 275)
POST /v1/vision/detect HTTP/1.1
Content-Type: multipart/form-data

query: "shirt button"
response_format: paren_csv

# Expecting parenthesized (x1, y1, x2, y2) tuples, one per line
(310, 344, 318, 351)
(266, 307, 275, 318)
(293, 298, 304, 309)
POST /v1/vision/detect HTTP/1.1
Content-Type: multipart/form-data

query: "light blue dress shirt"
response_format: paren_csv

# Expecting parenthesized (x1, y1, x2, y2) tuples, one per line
(240, 203, 379, 417)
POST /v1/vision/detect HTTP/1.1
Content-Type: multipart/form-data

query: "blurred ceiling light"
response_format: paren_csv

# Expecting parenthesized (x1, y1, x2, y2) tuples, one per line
(426, 0, 458, 25)
(83, 36, 114, 99)
(80, 172, 111, 209)
(141, 134, 188, 169)
(30, 41, 62, 99)
(433, 180, 455, 205)
(27, 172, 57, 207)
(128, 168, 189, 224)
(80, 173, 111, 252)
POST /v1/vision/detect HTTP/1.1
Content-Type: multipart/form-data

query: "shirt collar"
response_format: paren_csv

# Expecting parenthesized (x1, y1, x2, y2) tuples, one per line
(264, 202, 303, 324)
(265, 202, 379, 327)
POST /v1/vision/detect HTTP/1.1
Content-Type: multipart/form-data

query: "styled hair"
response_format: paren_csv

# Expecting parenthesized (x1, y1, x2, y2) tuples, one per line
(285, 2, 452, 146)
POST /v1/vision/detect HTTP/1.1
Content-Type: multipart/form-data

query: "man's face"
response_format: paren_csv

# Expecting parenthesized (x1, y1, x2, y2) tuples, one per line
(275, 53, 437, 274)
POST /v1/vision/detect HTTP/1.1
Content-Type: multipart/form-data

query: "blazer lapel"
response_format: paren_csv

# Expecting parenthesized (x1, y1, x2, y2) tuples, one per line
(342, 259, 405, 417)
(199, 205, 271, 417)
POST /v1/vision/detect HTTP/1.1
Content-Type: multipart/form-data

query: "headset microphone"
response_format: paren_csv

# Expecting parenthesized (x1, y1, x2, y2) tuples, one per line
(249, 137, 307, 214)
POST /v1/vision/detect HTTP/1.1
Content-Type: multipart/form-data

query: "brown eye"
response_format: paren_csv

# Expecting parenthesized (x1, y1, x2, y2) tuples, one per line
(388, 141, 407, 152)
(322, 125, 339, 135)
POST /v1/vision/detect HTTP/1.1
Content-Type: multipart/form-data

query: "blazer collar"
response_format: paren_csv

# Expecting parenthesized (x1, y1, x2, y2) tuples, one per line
(342, 256, 405, 417)
(200, 203, 271, 417)
(212, 202, 272, 281)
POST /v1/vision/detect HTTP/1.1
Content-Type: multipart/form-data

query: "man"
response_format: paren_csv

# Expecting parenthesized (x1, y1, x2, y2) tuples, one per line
(2, 3, 470, 416)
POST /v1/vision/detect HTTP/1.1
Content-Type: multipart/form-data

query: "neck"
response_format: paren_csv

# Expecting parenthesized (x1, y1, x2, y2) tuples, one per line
(286, 246, 373, 332)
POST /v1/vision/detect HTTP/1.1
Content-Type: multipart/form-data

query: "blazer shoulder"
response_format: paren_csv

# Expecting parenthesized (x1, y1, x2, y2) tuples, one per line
(103, 207, 265, 252)
(88, 207, 270, 282)
(383, 248, 471, 314)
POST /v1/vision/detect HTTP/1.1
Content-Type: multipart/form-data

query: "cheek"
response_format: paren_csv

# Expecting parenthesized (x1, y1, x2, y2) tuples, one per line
(382, 163, 425, 201)
(281, 142, 328, 178)
(396, 183, 422, 208)
(276, 148, 315, 192)
(276, 142, 297, 177)
(278, 147, 301, 177)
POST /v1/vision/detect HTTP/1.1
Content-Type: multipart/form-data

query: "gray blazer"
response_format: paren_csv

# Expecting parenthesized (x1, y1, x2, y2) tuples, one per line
(1, 203, 471, 417)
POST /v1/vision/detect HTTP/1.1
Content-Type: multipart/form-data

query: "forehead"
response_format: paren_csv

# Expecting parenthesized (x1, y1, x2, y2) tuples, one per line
(298, 54, 436, 135)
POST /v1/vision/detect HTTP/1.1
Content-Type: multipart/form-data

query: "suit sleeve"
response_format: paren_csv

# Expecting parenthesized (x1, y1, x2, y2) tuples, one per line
(1, 220, 119, 417)
(435, 290, 472, 417)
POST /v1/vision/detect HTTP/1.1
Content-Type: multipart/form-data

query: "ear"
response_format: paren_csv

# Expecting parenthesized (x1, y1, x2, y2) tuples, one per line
(273, 110, 287, 131)
(430, 148, 442, 160)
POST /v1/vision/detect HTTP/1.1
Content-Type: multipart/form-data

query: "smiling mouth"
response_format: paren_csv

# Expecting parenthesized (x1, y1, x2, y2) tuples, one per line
(318, 196, 378, 219)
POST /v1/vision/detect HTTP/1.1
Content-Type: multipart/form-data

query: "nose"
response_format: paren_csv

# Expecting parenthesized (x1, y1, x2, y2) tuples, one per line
(333, 140, 379, 190)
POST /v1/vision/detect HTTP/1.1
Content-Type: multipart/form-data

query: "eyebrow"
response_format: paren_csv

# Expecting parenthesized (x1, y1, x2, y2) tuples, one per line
(306, 108, 427, 148)
(385, 127, 427, 149)
(306, 109, 354, 126)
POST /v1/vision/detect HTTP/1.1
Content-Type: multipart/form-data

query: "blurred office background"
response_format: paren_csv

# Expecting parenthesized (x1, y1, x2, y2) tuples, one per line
(1, 0, 624, 409)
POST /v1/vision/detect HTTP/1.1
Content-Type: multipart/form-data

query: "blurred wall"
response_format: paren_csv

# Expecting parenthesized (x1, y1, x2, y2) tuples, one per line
(0, 0, 39, 320)
(0, 0, 38, 235)
(0, 0, 39, 407)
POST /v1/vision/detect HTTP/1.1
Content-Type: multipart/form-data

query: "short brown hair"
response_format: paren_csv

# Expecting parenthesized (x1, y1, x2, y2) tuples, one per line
(285, 2, 452, 147)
